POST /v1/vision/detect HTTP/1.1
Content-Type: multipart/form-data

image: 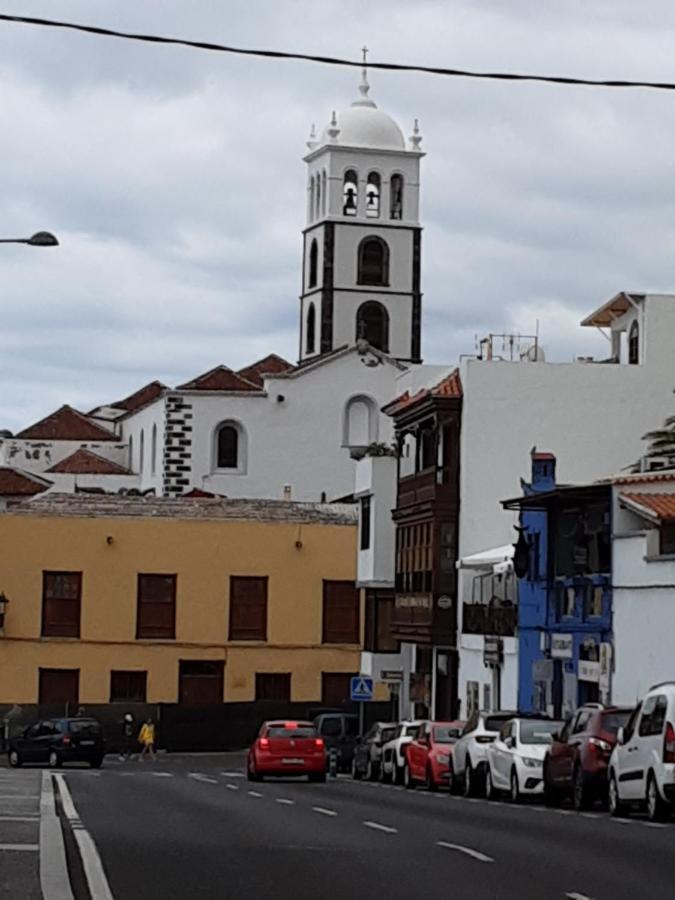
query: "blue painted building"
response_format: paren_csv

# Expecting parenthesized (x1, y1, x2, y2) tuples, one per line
(503, 453, 612, 718)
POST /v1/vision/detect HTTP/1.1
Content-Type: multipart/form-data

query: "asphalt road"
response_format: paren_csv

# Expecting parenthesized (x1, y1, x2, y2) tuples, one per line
(58, 753, 675, 900)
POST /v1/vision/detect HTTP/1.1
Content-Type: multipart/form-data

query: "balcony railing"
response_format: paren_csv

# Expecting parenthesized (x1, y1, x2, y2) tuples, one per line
(462, 603, 517, 637)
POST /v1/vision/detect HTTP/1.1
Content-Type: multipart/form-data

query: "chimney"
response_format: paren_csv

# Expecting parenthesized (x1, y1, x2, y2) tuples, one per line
(282, 484, 292, 501)
(530, 449, 556, 492)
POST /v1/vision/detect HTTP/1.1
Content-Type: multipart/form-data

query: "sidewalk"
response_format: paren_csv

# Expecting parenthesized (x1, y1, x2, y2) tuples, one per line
(0, 769, 42, 899)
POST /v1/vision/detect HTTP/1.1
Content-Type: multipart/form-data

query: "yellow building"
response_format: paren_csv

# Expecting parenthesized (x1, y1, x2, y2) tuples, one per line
(0, 494, 364, 714)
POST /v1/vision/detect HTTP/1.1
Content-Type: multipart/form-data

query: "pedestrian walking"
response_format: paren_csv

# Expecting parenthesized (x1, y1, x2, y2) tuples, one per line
(119, 713, 135, 761)
(138, 718, 156, 761)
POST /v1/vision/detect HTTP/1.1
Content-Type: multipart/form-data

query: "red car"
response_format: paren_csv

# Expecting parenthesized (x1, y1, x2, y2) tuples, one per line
(544, 704, 633, 809)
(247, 721, 327, 782)
(404, 720, 464, 791)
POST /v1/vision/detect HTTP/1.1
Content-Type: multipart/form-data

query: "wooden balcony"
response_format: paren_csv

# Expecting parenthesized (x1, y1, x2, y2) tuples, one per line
(392, 592, 434, 628)
(462, 603, 517, 637)
(396, 470, 438, 510)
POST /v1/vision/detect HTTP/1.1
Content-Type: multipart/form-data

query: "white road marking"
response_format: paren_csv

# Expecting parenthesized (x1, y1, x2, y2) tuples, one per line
(613, 818, 633, 825)
(0, 843, 39, 852)
(580, 813, 600, 820)
(220, 771, 245, 778)
(466, 798, 480, 804)
(54, 775, 114, 900)
(151, 772, 173, 777)
(554, 809, 574, 816)
(0, 794, 39, 800)
(566, 893, 594, 900)
(644, 822, 667, 829)
(40, 770, 73, 900)
(276, 798, 295, 806)
(226, 784, 239, 792)
(363, 820, 397, 834)
(248, 790, 263, 798)
(436, 841, 494, 863)
(0, 816, 39, 822)
(312, 806, 337, 817)
(188, 773, 218, 784)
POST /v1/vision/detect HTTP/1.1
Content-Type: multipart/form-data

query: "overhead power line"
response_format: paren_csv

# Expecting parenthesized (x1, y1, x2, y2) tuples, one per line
(2, 11, 675, 94)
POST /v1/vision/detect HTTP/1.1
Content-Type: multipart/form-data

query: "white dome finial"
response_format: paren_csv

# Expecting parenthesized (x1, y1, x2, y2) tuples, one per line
(353, 45, 376, 108)
(410, 118, 423, 150)
(327, 110, 340, 142)
(306, 123, 318, 149)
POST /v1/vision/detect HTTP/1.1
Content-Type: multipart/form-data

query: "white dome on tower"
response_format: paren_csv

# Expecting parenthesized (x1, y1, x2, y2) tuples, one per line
(320, 69, 407, 151)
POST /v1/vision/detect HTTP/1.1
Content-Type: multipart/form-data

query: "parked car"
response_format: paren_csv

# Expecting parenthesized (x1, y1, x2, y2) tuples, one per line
(380, 720, 425, 784)
(544, 703, 633, 809)
(247, 720, 326, 782)
(8, 717, 105, 769)
(352, 722, 397, 781)
(452, 710, 519, 796)
(404, 720, 464, 791)
(486, 716, 562, 802)
(609, 683, 675, 821)
(312, 712, 359, 772)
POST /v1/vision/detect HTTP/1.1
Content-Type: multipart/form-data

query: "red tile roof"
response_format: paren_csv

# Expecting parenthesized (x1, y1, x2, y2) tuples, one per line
(237, 354, 294, 388)
(16, 406, 117, 441)
(110, 381, 166, 412)
(532, 452, 556, 461)
(619, 492, 675, 522)
(47, 449, 131, 475)
(611, 471, 675, 485)
(176, 365, 261, 392)
(0, 467, 50, 496)
(383, 368, 462, 416)
(183, 488, 224, 499)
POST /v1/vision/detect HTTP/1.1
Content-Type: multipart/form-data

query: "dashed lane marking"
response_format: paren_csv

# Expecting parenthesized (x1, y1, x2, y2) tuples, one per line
(580, 813, 600, 820)
(644, 822, 668, 829)
(0, 794, 40, 800)
(188, 773, 218, 784)
(226, 785, 239, 792)
(0, 844, 39, 852)
(151, 772, 173, 778)
(363, 821, 397, 834)
(312, 806, 337, 817)
(565, 893, 594, 900)
(0, 816, 39, 823)
(276, 798, 295, 806)
(436, 841, 494, 863)
(220, 771, 245, 778)
(248, 790, 263, 798)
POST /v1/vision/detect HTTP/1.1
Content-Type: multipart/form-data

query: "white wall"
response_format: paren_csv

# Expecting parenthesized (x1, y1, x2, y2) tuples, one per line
(118, 398, 166, 493)
(459, 635, 519, 714)
(45, 473, 141, 494)
(0, 438, 128, 475)
(361, 643, 415, 720)
(355, 456, 397, 587)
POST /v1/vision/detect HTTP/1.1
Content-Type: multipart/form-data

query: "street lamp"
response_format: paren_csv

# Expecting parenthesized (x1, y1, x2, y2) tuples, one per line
(0, 231, 59, 247)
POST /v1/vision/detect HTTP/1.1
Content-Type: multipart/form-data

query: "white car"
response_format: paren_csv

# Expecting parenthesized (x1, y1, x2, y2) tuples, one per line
(380, 720, 426, 784)
(452, 710, 518, 796)
(609, 682, 675, 822)
(485, 717, 562, 802)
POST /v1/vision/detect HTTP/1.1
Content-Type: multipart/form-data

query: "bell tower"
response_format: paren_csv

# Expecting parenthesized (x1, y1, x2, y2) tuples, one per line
(299, 55, 425, 364)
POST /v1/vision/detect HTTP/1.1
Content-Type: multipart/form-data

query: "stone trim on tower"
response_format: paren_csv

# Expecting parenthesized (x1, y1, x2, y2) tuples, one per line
(163, 394, 193, 496)
(411, 228, 422, 363)
(320, 222, 335, 354)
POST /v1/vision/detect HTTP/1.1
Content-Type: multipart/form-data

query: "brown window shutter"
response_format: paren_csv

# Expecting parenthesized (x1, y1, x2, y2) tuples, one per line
(229, 576, 268, 641)
(136, 574, 176, 639)
(323, 581, 359, 644)
(42, 572, 82, 638)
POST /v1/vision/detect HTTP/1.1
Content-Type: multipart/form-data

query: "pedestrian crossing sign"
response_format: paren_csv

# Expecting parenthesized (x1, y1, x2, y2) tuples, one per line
(350, 676, 374, 702)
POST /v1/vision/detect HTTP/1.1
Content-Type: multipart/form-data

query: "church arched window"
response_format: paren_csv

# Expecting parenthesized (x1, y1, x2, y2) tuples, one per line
(343, 395, 379, 449)
(322, 169, 327, 216)
(628, 320, 639, 365)
(139, 429, 145, 474)
(356, 301, 390, 353)
(306, 302, 316, 354)
(308, 176, 315, 222)
(315, 174, 321, 221)
(214, 421, 246, 472)
(390, 173, 404, 220)
(357, 237, 389, 286)
(128, 435, 134, 471)
(151, 423, 157, 475)
(366, 172, 381, 218)
(308, 239, 318, 288)
(343, 169, 358, 216)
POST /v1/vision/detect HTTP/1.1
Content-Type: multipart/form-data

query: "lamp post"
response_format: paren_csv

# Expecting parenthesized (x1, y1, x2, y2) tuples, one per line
(0, 231, 59, 247)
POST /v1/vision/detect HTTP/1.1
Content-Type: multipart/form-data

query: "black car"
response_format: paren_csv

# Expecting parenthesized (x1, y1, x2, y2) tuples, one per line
(312, 712, 359, 772)
(8, 717, 105, 768)
(352, 722, 397, 781)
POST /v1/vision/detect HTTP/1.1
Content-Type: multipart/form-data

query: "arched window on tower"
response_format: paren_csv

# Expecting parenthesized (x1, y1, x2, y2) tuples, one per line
(139, 429, 145, 474)
(628, 320, 640, 365)
(151, 423, 157, 475)
(309, 176, 315, 222)
(390, 173, 404, 220)
(357, 237, 389, 286)
(308, 239, 319, 288)
(214, 421, 246, 471)
(306, 302, 316, 354)
(128, 435, 134, 472)
(356, 301, 390, 353)
(322, 169, 327, 216)
(315, 174, 321, 221)
(343, 169, 358, 216)
(366, 172, 381, 218)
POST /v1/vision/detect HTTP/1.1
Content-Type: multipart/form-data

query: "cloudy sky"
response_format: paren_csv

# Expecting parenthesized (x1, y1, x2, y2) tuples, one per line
(2, 1, 675, 432)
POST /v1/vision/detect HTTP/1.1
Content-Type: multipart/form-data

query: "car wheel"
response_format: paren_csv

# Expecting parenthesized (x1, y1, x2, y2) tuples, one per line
(351, 757, 362, 781)
(463, 762, 474, 798)
(89, 756, 104, 769)
(647, 772, 670, 822)
(573, 766, 591, 811)
(510, 769, 521, 804)
(485, 766, 496, 800)
(8, 750, 21, 768)
(247, 759, 261, 782)
(403, 763, 414, 789)
(48, 750, 61, 769)
(449, 764, 462, 795)
(394, 763, 405, 786)
(543, 764, 561, 807)
(608, 774, 628, 818)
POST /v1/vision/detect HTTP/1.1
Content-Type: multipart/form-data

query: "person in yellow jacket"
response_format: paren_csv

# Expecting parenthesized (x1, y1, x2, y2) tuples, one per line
(138, 718, 156, 761)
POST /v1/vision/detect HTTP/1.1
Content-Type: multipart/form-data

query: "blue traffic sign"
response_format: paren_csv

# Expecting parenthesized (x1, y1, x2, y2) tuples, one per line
(350, 676, 374, 702)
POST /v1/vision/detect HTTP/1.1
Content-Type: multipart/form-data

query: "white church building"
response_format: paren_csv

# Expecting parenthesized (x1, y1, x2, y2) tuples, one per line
(0, 69, 429, 505)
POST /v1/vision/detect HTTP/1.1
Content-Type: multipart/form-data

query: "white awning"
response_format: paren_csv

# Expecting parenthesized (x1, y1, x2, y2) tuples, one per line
(457, 544, 514, 571)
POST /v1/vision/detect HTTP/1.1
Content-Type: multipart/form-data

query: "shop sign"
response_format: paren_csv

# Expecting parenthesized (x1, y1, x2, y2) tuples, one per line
(599, 642, 612, 693)
(483, 636, 503, 667)
(437, 595, 452, 610)
(578, 660, 601, 683)
(550, 633, 573, 659)
(395, 593, 432, 610)
(380, 669, 403, 683)
(533, 659, 554, 682)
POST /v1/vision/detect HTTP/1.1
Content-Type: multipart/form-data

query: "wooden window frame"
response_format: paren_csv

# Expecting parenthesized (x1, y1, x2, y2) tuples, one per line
(41, 571, 82, 638)
(322, 580, 360, 645)
(110, 670, 148, 703)
(229, 576, 268, 642)
(255, 673, 292, 702)
(136, 574, 177, 640)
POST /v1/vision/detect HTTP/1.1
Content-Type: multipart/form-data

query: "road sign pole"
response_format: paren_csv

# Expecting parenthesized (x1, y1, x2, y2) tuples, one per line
(359, 700, 365, 738)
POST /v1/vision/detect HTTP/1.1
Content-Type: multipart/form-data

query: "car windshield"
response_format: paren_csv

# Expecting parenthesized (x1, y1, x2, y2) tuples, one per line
(267, 726, 316, 738)
(433, 726, 462, 743)
(600, 712, 632, 736)
(519, 720, 558, 745)
(485, 715, 514, 732)
(66, 720, 101, 736)
(404, 725, 418, 737)
(381, 728, 397, 743)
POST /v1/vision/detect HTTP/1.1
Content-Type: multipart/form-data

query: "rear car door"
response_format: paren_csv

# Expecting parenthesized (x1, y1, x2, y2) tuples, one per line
(15, 723, 43, 762)
(614, 703, 642, 801)
(407, 724, 427, 780)
(547, 717, 572, 786)
(563, 711, 591, 785)
(631, 694, 667, 801)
